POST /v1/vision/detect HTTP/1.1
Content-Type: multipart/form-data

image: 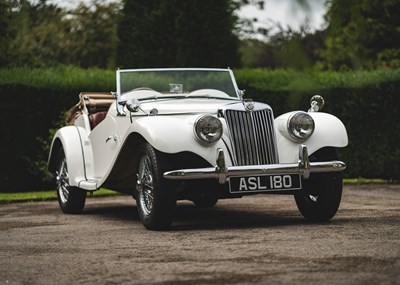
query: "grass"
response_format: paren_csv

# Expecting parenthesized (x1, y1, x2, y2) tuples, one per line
(343, 178, 387, 184)
(0, 188, 121, 204)
(0, 179, 390, 204)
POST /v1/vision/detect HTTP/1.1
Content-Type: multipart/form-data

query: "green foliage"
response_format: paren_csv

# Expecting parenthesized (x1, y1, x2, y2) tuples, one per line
(117, 0, 240, 68)
(0, 0, 17, 66)
(60, 2, 120, 68)
(320, 0, 400, 70)
(240, 0, 400, 71)
(117, 0, 174, 68)
(343, 178, 386, 184)
(236, 68, 400, 92)
(0, 0, 119, 68)
(236, 68, 400, 180)
(0, 66, 115, 90)
(3, 0, 399, 72)
(239, 28, 326, 70)
(0, 67, 116, 192)
(174, 0, 240, 67)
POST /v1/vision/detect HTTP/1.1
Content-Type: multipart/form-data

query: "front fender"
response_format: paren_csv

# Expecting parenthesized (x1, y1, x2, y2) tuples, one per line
(48, 126, 88, 188)
(126, 115, 232, 166)
(275, 112, 348, 163)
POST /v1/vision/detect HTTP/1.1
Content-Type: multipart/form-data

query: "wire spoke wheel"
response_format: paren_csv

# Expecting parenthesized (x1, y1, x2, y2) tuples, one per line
(135, 143, 177, 230)
(55, 149, 86, 214)
(136, 155, 155, 216)
(56, 158, 70, 204)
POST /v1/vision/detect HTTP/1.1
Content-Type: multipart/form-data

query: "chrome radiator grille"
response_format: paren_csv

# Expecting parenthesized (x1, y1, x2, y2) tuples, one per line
(224, 108, 278, 166)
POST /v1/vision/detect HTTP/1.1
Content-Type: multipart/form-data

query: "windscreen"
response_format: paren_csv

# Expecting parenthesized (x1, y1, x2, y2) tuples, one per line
(118, 69, 239, 98)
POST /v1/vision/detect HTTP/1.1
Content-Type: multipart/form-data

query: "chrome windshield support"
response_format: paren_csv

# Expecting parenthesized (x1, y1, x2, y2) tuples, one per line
(163, 145, 346, 184)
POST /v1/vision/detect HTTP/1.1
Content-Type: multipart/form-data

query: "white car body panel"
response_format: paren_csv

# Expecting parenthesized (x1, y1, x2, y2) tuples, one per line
(88, 115, 121, 179)
(49, 126, 87, 188)
(275, 111, 348, 163)
(124, 115, 233, 165)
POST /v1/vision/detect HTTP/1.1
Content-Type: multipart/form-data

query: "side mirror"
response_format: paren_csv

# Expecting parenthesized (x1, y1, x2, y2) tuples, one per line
(309, 95, 325, 112)
(126, 98, 141, 113)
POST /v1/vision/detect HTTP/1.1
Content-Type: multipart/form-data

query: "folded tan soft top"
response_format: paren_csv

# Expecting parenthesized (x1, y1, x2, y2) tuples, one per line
(66, 92, 115, 125)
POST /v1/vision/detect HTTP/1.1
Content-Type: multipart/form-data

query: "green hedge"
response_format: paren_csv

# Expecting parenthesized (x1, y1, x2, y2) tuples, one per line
(1, 67, 399, 192)
(236, 69, 400, 181)
(0, 67, 115, 192)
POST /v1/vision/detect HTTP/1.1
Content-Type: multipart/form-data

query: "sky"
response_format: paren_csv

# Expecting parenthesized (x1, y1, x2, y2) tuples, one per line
(238, 0, 328, 36)
(41, 0, 328, 36)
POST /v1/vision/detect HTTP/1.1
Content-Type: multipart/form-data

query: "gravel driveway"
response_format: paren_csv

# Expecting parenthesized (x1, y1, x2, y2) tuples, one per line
(0, 184, 399, 285)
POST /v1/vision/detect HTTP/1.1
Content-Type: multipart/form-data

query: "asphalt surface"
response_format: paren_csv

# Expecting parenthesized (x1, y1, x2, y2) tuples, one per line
(0, 184, 399, 285)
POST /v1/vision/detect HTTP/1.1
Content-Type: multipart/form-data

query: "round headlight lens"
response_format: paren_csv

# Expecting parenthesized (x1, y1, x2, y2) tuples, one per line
(287, 112, 315, 141)
(194, 115, 223, 144)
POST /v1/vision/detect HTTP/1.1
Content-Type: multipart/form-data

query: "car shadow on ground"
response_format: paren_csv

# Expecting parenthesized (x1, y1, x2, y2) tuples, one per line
(171, 204, 317, 231)
(83, 204, 139, 221)
(81, 199, 320, 231)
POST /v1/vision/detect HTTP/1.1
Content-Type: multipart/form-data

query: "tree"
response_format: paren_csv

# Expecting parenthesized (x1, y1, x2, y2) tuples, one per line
(63, 1, 120, 68)
(0, 0, 68, 67)
(175, 0, 240, 67)
(117, 0, 176, 68)
(319, 0, 400, 70)
(0, 0, 16, 67)
(117, 0, 240, 68)
(239, 26, 326, 69)
(0, 0, 119, 68)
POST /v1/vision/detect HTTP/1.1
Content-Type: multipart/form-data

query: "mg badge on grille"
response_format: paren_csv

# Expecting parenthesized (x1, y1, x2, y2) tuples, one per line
(243, 100, 255, 112)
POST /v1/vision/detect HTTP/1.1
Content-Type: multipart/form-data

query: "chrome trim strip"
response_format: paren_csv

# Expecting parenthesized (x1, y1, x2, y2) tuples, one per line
(163, 145, 346, 184)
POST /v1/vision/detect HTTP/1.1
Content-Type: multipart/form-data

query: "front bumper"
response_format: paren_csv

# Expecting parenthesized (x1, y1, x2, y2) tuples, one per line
(163, 145, 346, 184)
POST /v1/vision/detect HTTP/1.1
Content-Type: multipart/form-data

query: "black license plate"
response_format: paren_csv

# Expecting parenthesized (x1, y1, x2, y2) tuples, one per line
(229, 173, 301, 193)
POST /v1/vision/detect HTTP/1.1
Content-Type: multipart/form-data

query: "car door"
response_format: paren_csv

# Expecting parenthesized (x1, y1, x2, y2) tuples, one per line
(89, 115, 120, 179)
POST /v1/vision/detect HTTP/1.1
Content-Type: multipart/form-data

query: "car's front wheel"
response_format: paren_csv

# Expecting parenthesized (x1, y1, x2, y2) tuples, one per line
(294, 147, 343, 222)
(56, 149, 86, 214)
(135, 143, 177, 230)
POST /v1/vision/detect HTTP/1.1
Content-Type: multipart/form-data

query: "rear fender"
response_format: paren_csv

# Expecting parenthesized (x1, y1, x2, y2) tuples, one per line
(48, 126, 95, 188)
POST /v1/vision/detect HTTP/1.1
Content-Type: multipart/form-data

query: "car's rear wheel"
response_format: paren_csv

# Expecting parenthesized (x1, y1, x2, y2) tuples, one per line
(135, 143, 177, 230)
(294, 147, 343, 222)
(56, 149, 86, 214)
(191, 183, 219, 208)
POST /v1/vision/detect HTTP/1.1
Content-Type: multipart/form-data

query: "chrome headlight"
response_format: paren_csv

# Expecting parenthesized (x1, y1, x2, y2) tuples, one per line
(287, 112, 315, 141)
(194, 115, 223, 144)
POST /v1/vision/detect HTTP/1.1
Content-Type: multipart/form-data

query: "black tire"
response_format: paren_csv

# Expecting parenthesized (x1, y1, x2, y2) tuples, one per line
(135, 143, 177, 230)
(56, 149, 86, 214)
(294, 147, 343, 222)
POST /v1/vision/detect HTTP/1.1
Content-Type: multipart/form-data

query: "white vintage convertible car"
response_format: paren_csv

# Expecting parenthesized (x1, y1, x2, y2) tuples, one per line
(48, 68, 348, 230)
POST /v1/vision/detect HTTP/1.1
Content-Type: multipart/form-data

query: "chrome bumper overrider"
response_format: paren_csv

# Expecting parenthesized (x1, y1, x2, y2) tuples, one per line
(163, 145, 346, 184)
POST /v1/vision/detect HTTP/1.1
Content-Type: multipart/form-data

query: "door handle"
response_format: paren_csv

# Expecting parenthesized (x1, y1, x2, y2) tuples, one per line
(106, 135, 117, 143)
